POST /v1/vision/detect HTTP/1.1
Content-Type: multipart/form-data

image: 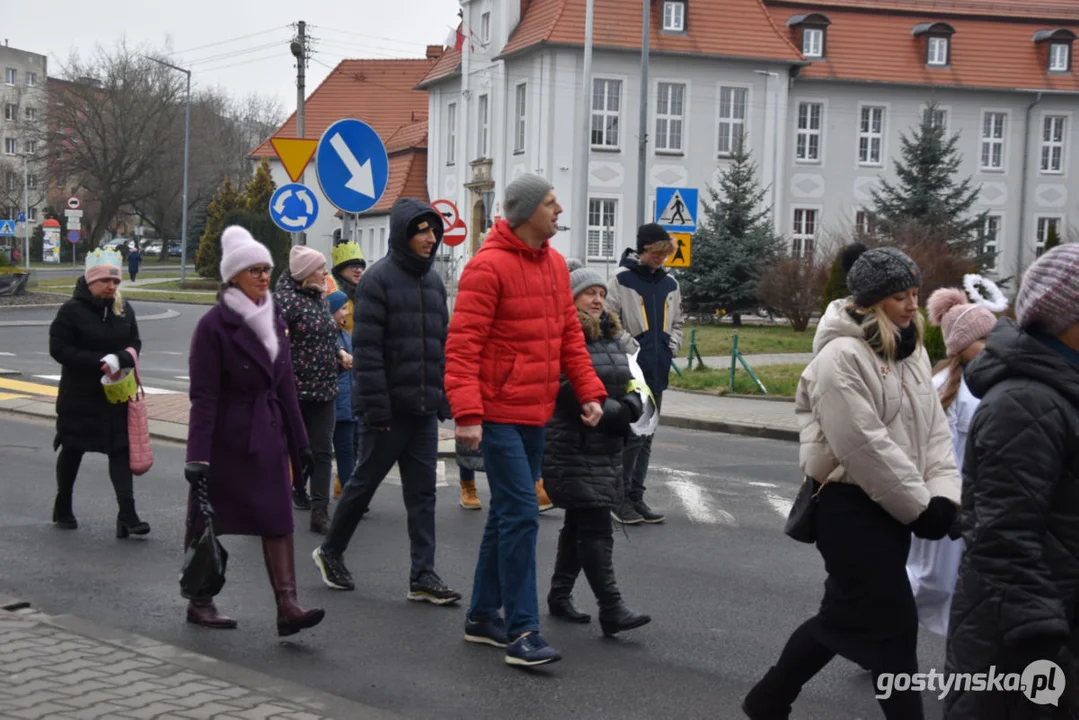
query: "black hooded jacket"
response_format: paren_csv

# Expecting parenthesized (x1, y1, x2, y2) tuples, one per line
(352, 198, 449, 425)
(944, 319, 1079, 719)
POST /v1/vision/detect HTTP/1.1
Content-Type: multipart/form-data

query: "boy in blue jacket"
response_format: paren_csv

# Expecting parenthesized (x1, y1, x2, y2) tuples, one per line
(328, 291, 359, 495)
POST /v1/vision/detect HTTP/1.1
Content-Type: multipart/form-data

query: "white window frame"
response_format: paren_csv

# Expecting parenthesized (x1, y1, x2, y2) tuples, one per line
(1040, 113, 1068, 175)
(24, 106, 35, 122)
(1036, 216, 1063, 258)
(514, 83, 527, 154)
(1049, 43, 1071, 72)
(3, 103, 14, 121)
(3, 68, 14, 86)
(26, 174, 37, 190)
(4, 172, 15, 191)
(662, 1, 685, 32)
(980, 214, 1002, 272)
(379, 227, 386, 257)
(791, 207, 820, 258)
(591, 78, 622, 150)
(927, 36, 949, 66)
(803, 28, 824, 58)
(27, 207, 37, 222)
(980, 110, 1008, 172)
(3, 138, 15, 155)
(446, 102, 456, 166)
(717, 84, 750, 158)
(857, 104, 887, 167)
(855, 208, 873, 236)
(923, 103, 951, 134)
(481, 12, 491, 44)
(477, 94, 489, 159)
(25, 72, 36, 88)
(586, 196, 620, 261)
(654, 80, 686, 154)
(795, 100, 824, 164)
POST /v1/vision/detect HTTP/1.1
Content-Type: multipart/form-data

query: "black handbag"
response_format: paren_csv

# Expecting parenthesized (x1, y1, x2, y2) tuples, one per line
(179, 478, 229, 600)
(784, 476, 823, 544)
(455, 440, 486, 473)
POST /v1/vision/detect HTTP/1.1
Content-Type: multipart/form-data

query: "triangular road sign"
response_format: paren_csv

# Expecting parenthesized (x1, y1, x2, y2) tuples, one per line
(0, 220, 15, 236)
(657, 190, 694, 228)
(270, 138, 319, 183)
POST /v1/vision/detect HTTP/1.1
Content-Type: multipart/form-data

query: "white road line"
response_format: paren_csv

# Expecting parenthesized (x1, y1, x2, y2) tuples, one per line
(667, 477, 737, 526)
(34, 374, 180, 395)
(0, 352, 14, 356)
(381, 461, 449, 488)
(764, 493, 794, 519)
(748, 481, 778, 488)
(34, 374, 61, 381)
(175, 375, 190, 381)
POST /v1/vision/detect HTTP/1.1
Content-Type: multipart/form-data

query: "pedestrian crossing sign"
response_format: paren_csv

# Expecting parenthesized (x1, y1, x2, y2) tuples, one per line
(0, 220, 14, 236)
(665, 232, 692, 268)
(655, 187, 698, 233)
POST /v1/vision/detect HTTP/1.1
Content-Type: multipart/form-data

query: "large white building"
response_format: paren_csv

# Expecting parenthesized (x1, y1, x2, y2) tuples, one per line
(0, 41, 47, 242)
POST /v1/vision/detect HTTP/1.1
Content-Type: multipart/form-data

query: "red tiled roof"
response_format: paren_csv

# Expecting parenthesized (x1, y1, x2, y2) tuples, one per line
(769, 1, 1079, 90)
(251, 58, 435, 158)
(498, 0, 803, 62)
(385, 119, 428, 152)
(416, 46, 462, 88)
(361, 151, 429, 216)
(775, 0, 1079, 21)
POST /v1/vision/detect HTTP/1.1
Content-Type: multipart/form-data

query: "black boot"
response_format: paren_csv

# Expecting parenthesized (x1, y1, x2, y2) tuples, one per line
(547, 522, 591, 623)
(52, 494, 77, 530)
(262, 535, 325, 637)
(742, 666, 797, 719)
(578, 534, 650, 637)
(116, 498, 150, 538)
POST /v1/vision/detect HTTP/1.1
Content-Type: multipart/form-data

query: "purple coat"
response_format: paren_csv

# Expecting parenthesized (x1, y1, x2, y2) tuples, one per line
(185, 301, 308, 537)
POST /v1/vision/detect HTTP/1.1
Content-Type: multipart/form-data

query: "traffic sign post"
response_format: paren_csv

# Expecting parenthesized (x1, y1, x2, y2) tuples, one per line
(67, 230, 81, 244)
(655, 187, 699, 233)
(67, 196, 81, 210)
(665, 232, 692, 268)
(433, 199, 468, 247)
(315, 119, 389, 215)
(269, 183, 320, 233)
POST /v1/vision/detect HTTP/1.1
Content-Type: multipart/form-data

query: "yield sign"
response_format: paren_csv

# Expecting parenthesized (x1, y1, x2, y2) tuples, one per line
(270, 138, 319, 183)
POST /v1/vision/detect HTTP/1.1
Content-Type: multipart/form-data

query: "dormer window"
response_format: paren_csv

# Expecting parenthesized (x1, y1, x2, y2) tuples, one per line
(1034, 30, 1076, 73)
(912, 22, 956, 68)
(662, 1, 685, 33)
(1050, 43, 1071, 71)
(787, 13, 831, 60)
(927, 36, 949, 66)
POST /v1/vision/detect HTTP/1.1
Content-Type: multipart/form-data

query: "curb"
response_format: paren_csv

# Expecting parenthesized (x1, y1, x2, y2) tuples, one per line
(671, 387, 796, 403)
(660, 414, 799, 442)
(0, 308, 180, 327)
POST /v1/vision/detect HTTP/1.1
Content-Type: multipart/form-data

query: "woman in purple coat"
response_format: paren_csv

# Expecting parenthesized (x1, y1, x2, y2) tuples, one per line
(182, 226, 325, 636)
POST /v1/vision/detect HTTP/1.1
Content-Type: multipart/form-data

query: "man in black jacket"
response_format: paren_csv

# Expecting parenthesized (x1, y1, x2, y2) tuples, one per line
(312, 198, 461, 606)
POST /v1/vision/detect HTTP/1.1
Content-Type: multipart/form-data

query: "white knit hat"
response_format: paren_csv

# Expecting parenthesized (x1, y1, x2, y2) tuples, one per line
(219, 226, 273, 282)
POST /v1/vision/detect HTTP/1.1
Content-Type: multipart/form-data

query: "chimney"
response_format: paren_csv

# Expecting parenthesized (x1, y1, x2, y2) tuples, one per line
(426, 45, 444, 60)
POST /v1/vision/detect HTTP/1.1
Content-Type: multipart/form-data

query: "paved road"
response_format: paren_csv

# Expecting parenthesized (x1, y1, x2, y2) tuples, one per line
(0, 415, 948, 719)
(30, 264, 194, 279)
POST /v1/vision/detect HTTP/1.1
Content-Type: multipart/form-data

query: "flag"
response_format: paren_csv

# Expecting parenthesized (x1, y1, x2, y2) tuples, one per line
(444, 24, 474, 53)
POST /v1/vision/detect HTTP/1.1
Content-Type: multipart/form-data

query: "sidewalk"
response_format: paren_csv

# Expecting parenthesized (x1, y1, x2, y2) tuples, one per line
(0, 595, 402, 720)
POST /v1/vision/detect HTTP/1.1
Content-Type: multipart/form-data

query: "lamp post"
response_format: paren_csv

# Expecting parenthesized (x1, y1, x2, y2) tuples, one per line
(147, 56, 191, 283)
(22, 152, 29, 270)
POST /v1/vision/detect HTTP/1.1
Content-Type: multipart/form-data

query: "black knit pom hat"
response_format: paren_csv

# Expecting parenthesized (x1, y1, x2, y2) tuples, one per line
(842, 243, 922, 308)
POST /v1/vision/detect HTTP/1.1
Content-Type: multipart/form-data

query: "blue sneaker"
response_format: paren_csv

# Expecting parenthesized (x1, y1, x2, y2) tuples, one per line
(464, 615, 508, 648)
(505, 632, 561, 667)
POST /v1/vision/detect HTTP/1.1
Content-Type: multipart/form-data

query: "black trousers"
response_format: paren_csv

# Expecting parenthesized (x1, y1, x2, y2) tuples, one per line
(56, 446, 133, 502)
(550, 507, 624, 611)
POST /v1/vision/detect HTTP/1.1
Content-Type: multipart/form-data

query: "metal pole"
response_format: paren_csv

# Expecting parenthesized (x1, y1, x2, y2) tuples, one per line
(23, 154, 29, 269)
(636, 0, 650, 228)
(180, 69, 191, 283)
(573, 0, 594, 261)
(291, 21, 307, 247)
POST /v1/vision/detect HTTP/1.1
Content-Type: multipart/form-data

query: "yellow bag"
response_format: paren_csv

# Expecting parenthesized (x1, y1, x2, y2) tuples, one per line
(101, 368, 138, 404)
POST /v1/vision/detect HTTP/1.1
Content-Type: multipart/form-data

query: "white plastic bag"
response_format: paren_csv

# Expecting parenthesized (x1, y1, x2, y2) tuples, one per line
(906, 535, 964, 637)
(626, 350, 659, 437)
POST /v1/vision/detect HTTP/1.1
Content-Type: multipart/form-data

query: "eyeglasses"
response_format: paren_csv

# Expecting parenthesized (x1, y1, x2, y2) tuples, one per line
(245, 266, 272, 278)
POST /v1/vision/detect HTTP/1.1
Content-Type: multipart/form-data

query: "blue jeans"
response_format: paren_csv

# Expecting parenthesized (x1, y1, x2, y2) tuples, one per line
(469, 423, 546, 638)
(333, 420, 357, 487)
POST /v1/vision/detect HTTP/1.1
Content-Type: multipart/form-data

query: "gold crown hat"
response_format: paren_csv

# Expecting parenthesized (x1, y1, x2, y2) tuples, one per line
(85, 248, 124, 284)
(331, 240, 365, 270)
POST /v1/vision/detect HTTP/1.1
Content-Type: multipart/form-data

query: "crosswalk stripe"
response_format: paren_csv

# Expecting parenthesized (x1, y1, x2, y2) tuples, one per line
(0, 378, 58, 398)
(32, 374, 179, 395)
(667, 477, 738, 526)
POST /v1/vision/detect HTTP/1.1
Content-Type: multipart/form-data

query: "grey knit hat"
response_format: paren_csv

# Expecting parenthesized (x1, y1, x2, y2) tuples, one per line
(504, 173, 554, 228)
(566, 257, 606, 298)
(843, 244, 922, 308)
(1016, 244, 1079, 334)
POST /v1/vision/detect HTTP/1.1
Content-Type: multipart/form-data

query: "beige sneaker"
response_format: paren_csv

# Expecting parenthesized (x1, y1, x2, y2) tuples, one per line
(460, 480, 482, 510)
(536, 479, 554, 513)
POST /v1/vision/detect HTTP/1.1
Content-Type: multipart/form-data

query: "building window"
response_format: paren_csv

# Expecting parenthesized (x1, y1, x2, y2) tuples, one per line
(981, 112, 1006, 170)
(481, 12, 491, 44)
(925, 106, 948, 133)
(927, 36, 949, 66)
(718, 86, 747, 156)
(855, 209, 875, 236)
(4, 172, 15, 191)
(4, 138, 15, 155)
(980, 215, 1001, 271)
(3, 104, 14, 121)
(26, 174, 37, 189)
(858, 106, 885, 166)
(514, 83, 527, 153)
(25, 107, 35, 122)
(379, 227, 386, 257)
(24, 140, 36, 155)
(1036, 217, 1062, 257)
(1041, 115, 1067, 173)
(446, 102, 456, 166)
(587, 198, 617, 260)
(477, 94, 489, 159)
(803, 28, 824, 58)
(28, 207, 37, 222)
(792, 208, 818, 257)
(591, 79, 621, 149)
(4, 69, 14, 86)
(655, 82, 685, 153)
(25, 72, 36, 87)
(796, 102, 823, 162)
(1050, 43, 1071, 72)
(662, 1, 685, 32)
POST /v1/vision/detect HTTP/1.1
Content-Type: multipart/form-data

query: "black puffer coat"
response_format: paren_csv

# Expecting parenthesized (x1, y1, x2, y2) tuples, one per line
(352, 198, 448, 425)
(542, 309, 641, 509)
(944, 319, 1079, 719)
(49, 279, 141, 454)
(274, 269, 338, 403)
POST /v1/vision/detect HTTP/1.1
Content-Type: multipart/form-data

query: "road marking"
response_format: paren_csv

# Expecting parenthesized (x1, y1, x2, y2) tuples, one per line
(667, 476, 737, 526)
(0, 392, 31, 402)
(32, 374, 180, 395)
(175, 375, 190, 381)
(369, 461, 449, 488)
(0, 377, 57, 398)
(748, 481, 778, 488)
(764, 493, 793, 519)
(0, 352, 14, 357)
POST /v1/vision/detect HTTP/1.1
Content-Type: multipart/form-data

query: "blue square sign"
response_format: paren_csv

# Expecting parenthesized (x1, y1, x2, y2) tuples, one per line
(655, 187, 699, 233)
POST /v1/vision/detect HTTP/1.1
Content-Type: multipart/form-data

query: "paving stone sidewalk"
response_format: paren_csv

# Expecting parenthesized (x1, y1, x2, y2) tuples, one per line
(0, 599, 402, 720)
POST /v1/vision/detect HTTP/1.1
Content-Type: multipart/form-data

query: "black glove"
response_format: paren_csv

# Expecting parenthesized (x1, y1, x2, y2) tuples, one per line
(184, 462, 209, 487)
(596, 397, 628, 434)
(300, 448, 315, 479)
(117, 350, 136, 369)
(622, 393, 644, 424)
(908, 497, 957, 540)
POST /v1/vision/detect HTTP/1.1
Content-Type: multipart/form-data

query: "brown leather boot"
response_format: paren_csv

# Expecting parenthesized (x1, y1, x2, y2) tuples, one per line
(535, 478, 554, 513)
(262, 535, 325, 637)
(460, 480, 481, 510)
(186, 598, 238, 629)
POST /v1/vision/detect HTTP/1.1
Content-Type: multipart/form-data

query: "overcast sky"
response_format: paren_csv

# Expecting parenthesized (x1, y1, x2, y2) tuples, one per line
(7, 0, 459, 109)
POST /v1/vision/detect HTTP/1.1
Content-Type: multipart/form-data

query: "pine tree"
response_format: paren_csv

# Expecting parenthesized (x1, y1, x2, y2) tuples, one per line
(1044, 222, 1062, 254)
(677, 142, 783, 325)
(243, 158, 276, 216)
(195, 177, 242, 279)
(820, 252, 850, 312)
(221, 210, 290, 287)
(868, 101, 987, 258)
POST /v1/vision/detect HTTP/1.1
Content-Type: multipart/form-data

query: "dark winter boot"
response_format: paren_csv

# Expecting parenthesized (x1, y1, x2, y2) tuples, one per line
(186, 598, 238, 629)
(52, 494, 77, 530)
(116, 498, 150, 538)
(579, 535, 650, 637)
(310, 507, 330, 535)
(547, 524, 591, 624)
(262, 535, 325, 637)
(742, 666, 797, 719)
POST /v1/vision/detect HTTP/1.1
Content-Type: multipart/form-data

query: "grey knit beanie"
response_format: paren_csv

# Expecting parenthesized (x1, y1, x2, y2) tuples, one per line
(843, 244, 922, 308)
(1016, 244, 1079, 334)
(565, 257, 606, 298)
(504, 174, 554, 228)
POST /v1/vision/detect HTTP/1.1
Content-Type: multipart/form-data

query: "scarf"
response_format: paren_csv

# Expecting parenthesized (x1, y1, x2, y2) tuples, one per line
(222, 287, 279, 362)
(848, 308, 920, 362)
(332, 267, 358, 299)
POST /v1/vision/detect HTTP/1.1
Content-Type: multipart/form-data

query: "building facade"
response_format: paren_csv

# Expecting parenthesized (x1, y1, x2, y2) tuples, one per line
(0, 41, 47, 239)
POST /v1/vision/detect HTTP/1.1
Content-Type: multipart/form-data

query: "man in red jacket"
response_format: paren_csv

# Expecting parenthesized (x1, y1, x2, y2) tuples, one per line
(446, 174, 608, 667)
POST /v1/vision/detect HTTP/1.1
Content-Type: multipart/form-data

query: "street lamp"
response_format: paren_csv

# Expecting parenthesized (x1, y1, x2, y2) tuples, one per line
(146, 56, 191, 283)
(755, 70, 782, 230)
(21, 151, 30, 270)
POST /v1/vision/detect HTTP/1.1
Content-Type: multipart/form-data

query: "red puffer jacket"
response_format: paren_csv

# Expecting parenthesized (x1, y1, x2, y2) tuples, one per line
(446, 221, 607, 427)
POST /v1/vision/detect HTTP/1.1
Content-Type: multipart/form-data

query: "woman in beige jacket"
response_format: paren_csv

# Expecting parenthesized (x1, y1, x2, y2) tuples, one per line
(743, 244, 961, 720)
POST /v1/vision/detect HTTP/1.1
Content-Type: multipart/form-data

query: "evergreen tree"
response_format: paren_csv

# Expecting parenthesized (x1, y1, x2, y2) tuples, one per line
(677, 142, 783, 325)
(1044, 222, 1061, 254)
(243, 158, 276, 215)
(868, 101, 987, 258)
(820, 252, 851, 312)
(221, 210, 291, 287)
(195, 177, 242, 279)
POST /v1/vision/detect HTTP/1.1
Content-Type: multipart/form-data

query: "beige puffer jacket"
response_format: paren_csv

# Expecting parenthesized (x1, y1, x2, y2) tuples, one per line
(796, 299, 960, 525)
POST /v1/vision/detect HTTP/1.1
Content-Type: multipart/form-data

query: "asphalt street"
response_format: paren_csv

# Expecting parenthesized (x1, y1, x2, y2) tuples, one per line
(0, 414, 949, 719)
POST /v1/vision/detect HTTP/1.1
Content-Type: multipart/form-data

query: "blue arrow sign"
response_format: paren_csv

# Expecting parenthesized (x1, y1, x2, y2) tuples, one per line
(17, 212, 25, 223)
(655, 187, 699, 233)
(0, 220, 15, 237)
(67, 230, 81, 244)
(315, 119, 388, 214)
(269, 183, 320, 233)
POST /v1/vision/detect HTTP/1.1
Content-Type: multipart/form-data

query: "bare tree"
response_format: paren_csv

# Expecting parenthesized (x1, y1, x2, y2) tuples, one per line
(757, 251, 829, 332)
